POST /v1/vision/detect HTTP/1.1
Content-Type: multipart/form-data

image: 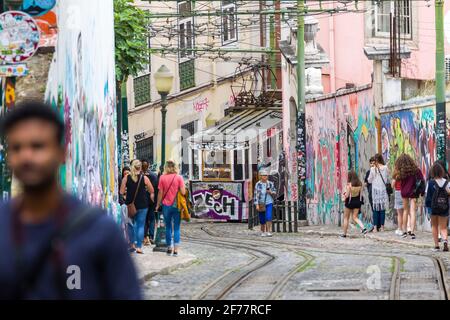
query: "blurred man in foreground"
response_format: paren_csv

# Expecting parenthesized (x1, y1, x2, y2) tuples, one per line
(0, 101, 141, 300)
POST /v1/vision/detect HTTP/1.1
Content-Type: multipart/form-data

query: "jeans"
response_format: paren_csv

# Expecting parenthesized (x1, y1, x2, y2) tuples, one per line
(163, 204, 181, 248)
(145, 203, 158, 239)
(127, 222, 134, 246)
(373, 210, 386, 229)
(133, 209, 147, 249)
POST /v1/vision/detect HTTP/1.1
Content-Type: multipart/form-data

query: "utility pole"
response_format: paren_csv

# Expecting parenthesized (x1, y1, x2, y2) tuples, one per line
(436, 0, 446, 163)
(270, 12, 276, 89)
(296, 0, 306, 221)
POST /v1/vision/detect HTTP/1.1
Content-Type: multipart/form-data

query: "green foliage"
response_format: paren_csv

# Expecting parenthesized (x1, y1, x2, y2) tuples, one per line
(114, 0, 151, 83)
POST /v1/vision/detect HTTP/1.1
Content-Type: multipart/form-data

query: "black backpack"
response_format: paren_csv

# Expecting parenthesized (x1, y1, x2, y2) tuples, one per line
(431, 180, 449, 215)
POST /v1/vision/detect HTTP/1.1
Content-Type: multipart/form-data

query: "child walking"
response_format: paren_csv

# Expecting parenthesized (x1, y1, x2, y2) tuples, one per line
(341, 171, 367, 238)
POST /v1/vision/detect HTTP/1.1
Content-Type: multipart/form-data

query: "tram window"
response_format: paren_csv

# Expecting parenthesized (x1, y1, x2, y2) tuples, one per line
(234, 149, 243, 180)
(244, 148, 249, 179)
(192, 149, 200, 180)
(203, 150, 232, 180)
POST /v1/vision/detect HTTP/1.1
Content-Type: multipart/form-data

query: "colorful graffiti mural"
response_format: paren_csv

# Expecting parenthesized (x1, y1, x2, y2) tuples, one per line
(300, 88, 376, 225)
(381, 107, 436, 180)
(45, 0, 119, 219)
(190, 181, 248, 220)
(21, 0, 58, 48)
(381, 106, 437, 231)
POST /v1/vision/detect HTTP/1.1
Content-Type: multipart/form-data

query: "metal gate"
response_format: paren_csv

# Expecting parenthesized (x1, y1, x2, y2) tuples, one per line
(248, 200, 298, 233)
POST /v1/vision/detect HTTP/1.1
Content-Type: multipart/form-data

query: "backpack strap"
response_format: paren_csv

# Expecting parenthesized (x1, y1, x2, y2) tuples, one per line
(14, 206, 99, 300)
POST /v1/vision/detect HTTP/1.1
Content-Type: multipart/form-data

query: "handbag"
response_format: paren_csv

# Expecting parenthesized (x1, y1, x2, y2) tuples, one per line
(377, 167, 393, 196)
(413, 171, 426, 197)
(127, 174, 143, 218)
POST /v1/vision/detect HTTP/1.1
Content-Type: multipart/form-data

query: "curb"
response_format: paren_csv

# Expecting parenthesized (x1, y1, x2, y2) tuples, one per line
(139, 257, 198, 283)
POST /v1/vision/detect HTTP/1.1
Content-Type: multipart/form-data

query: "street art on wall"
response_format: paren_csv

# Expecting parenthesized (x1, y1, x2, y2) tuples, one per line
(300, 88, 376, 226)
(381, 106, 437, 231)
(45, 0, 119, 219)
(0, 11, 40, 63)
(381, 107, 436, 180)
(21, 0, 56, 16)
(190, 181, 248, 220)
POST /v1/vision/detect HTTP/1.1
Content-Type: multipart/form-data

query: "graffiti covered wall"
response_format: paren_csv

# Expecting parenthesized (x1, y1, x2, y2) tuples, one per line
(190, 181, 249, 220)
(381, 105, 437, 231)
(46, 0, 119, 218)
(300, 87, 376, 225)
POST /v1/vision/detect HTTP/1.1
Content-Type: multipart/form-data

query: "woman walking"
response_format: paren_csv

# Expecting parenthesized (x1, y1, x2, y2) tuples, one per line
(396, 154, 425, 239)
(155, 160, 186, 257)
(340, 171, 367, 237)
(120, 159, 155, 254)
(367, 153, 390, 232)
(425, 162, 449, 251)
(254, 169, 277, 237)
(391, 161, 404, 236)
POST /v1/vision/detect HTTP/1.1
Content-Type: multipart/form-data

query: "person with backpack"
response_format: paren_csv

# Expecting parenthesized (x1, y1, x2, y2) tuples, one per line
(155, 160, 186, 257)
(425, 162, 449, 251)
(0, 102, 141, 299)
(396, 153, 425, 239)
(120, 159, 155, 254)
(340, 171, 367, 238)
(367, 153, 390, 232)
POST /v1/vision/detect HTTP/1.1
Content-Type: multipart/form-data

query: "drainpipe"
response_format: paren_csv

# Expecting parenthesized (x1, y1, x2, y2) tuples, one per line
(329, 7, 336, 92)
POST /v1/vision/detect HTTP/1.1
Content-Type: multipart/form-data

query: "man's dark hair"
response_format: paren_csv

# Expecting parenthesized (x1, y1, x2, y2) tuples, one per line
(0, 101, 65, 145)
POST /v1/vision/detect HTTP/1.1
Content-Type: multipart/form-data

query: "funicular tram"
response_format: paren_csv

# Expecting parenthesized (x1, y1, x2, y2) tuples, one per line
(187, 80, 285, 221)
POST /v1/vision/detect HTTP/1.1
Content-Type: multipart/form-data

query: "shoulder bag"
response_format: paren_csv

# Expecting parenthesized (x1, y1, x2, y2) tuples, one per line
(255, 182, 268, 213)
(377, 167, 393, 196)
(127, 174, 143, 218)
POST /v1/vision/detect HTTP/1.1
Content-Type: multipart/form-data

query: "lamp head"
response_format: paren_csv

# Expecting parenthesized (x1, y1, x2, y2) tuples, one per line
(154, 65, 174, 95)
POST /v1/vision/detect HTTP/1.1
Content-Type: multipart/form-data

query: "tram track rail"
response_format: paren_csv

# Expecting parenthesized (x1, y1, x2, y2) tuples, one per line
(185, 223, 449, 300)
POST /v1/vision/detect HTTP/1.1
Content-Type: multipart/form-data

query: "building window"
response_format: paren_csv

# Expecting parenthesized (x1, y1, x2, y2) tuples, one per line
(181, 121, 196, 178)
(374, 0, 412, 38)
(135, 136, 154, 164)
(178, 1, 194, 59)
(133, 74, 151, 106)
(179, 59, 195, 91)
(222, 0, 238, 44)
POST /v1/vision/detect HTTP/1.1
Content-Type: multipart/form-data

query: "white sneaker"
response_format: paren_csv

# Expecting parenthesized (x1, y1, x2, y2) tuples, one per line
(266, 232, 273, 237)
(395, 229, 403, 236)
(261, 232, 267, 237)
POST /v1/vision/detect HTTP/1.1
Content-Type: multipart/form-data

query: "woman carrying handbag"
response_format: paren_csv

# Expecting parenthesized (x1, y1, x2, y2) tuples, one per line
(120, 160, 155, 254)
(367, 153, 390, 232)
(155, 160, 186, 257)
(254, 169, 277, 237)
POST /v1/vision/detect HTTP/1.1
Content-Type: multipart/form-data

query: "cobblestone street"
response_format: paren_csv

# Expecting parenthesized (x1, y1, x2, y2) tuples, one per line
(140, 222, 450, 300)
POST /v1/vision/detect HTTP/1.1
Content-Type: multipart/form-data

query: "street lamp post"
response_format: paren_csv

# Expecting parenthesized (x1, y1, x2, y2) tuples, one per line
(154, 65, 174, 172)
(153, 65, 173, 252)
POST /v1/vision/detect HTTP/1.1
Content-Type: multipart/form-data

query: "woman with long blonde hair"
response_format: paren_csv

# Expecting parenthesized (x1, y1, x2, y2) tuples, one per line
(155, 160, 186, 256)
(120, 159, 155, 254)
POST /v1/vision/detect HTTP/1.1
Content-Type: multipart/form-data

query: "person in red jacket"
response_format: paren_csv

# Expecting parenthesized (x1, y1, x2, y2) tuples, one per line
(396, 154, 425, 240)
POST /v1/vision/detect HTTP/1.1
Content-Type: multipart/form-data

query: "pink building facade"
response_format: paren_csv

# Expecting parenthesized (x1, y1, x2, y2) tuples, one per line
(281, 1, 450, 229)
